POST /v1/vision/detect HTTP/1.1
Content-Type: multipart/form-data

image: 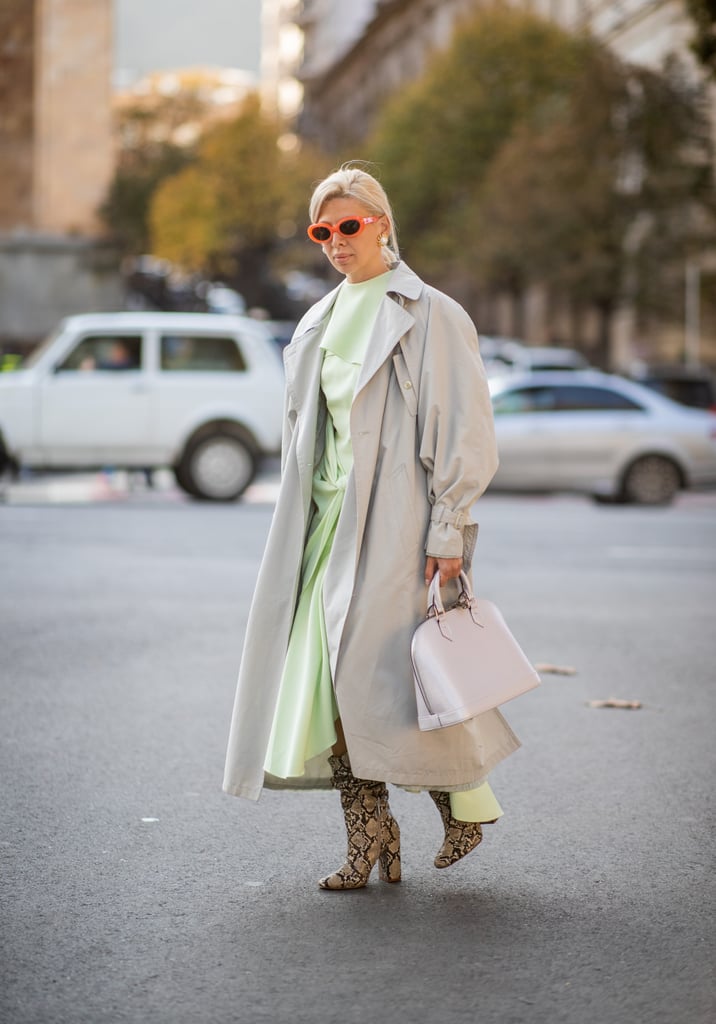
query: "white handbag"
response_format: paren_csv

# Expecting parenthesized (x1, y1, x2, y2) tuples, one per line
(411, 572, 540, 731)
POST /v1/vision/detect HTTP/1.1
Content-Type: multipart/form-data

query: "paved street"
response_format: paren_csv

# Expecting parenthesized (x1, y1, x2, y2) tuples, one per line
(1, 480, 715, 1024)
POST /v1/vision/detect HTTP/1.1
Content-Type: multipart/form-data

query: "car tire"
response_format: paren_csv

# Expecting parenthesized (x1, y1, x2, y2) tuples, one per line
(172, 460, 200, 498)
(176, 426, 258, 501)
(621, 455, 682, 506)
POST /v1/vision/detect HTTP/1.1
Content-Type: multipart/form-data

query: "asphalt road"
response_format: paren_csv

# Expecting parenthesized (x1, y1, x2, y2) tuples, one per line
(1, 483, 715, 1024)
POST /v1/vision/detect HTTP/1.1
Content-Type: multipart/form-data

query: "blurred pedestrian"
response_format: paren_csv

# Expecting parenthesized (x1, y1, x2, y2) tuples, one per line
(224, 164, 519, 889)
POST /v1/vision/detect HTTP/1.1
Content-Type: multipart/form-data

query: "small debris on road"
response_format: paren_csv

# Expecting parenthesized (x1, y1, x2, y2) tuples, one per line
(140, 817, 160, 823)
(586, 698, 642, 710)
(535, 663, 577, 675)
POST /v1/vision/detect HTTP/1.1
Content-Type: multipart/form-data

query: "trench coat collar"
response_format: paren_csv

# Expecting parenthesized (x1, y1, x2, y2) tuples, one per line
(385, 260, 424, 302)
(289, 261, 423, 335)
(282, 261, 424, 413)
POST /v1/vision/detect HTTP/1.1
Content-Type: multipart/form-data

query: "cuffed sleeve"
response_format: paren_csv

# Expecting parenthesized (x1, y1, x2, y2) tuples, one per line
(425, 505, 467, 557)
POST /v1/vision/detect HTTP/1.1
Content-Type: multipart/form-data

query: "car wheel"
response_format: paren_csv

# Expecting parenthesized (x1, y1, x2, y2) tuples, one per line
(621, 455, 682, 505)
(177, 429, 257, 501)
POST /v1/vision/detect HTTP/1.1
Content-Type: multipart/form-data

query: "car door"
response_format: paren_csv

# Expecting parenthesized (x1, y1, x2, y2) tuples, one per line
(491, 385, 562, 488)
(37, 332, 156, 465)
(543, 384, 646, 488)
(155, 329, 258, 450)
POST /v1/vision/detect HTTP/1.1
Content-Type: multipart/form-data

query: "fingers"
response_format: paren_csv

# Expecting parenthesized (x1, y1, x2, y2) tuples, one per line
(424, 556, 438, 585)
(424, 557, 463, 585)
(439, 567, 461, 582)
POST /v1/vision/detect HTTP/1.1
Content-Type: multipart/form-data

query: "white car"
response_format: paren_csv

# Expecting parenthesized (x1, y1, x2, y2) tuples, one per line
(0, 312, 286, 500)
(481, 338, 591, 377)
(489, 371, 716, 504)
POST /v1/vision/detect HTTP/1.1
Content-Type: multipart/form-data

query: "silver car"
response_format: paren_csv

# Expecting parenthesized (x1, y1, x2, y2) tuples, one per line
(488, 371, 716, 504)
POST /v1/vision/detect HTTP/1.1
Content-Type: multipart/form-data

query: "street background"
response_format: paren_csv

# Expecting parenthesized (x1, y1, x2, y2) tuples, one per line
(1, 478, 715, 1023)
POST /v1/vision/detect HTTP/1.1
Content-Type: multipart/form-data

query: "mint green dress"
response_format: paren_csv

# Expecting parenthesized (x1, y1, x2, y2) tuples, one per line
(263, 269, 504, 824)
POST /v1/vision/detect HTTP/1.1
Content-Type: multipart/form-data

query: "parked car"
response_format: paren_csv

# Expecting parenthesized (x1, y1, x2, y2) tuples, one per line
(627, 364, 716, 412)
(478, 335, 524, 374)
(508, 345, 591, 373)
(488, 371, 716, 504)
(480, 336, 591, 377)
(0, 312, 285, 500)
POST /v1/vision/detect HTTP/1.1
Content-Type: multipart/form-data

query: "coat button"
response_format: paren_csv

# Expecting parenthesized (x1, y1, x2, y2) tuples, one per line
(403, 381, 412, 390)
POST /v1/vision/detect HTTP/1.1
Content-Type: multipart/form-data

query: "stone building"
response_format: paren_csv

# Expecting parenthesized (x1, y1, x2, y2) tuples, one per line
(261, 0, 308, 118)
(0, 0, 121, 349)
(277, 0, 703, 149)
(296, 0, 478, 149)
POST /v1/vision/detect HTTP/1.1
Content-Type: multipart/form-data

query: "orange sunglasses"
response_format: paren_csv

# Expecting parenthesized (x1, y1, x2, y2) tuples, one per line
(307, 215, 381, 244)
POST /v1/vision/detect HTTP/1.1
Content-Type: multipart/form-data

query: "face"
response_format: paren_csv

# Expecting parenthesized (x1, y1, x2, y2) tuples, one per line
(316, 197, 390, 284)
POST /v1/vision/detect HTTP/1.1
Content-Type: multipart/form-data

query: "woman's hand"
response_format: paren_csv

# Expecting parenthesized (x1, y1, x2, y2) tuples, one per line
(424, 556, 463, 586)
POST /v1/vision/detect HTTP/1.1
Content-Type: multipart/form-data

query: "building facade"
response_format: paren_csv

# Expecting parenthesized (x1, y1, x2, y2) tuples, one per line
(0, 0, 121, 347)
(1, 0, 116, 235)
(272, 0, 703, 148)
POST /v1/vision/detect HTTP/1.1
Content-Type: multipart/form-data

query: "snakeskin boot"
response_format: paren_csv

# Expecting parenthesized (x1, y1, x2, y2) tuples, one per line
(319, 754, 401, 890)
(428, 790, 483, 869)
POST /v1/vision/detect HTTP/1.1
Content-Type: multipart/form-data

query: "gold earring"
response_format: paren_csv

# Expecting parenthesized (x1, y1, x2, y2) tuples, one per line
(377, 233, 386, 247)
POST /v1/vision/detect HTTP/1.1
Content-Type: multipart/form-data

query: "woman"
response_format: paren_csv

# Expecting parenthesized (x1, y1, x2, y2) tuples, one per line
(223, 165, 520, 890)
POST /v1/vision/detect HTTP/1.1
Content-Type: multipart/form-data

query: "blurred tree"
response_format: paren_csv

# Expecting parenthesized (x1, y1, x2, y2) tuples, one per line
(101, 92, 208, 252)
(150, 94, 328, 310)
(369, 3, 715, 364)
(369, 4, 589, 277)
(473, 51, 716, 364)
(685, 0, 716, 77)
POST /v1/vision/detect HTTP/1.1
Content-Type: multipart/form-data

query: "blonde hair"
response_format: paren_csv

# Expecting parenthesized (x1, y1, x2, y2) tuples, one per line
(309, 163, 399, 267)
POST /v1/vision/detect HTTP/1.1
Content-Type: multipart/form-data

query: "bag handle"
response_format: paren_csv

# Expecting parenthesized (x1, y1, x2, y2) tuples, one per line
(427, 570, 475, 617)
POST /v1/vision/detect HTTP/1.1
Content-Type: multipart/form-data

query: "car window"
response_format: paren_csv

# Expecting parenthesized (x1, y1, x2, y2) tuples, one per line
(552, 386, 643, 411)
(160, 334, 247, 373)
(492, 387, 557, 414)
(529, 362, 582, 372)
(55, 335, 143, 372)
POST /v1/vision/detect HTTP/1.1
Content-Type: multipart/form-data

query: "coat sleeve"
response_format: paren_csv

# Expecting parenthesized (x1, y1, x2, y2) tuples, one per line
(416, 292, 499, 558)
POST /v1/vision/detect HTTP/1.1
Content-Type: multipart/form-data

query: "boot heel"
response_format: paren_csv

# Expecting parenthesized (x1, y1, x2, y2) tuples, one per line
(378, 815, 402, 883)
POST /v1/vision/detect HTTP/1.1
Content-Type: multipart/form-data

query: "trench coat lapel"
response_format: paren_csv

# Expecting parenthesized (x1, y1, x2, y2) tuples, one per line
(350, 263, 424, 569)
(354, 262, 423, 399)
(284, 262, 426, 627)
(282, 286, 339, 511)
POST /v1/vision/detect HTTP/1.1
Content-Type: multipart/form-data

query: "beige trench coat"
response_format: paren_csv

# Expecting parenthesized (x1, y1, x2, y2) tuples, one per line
(223, 262, 520, 800)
